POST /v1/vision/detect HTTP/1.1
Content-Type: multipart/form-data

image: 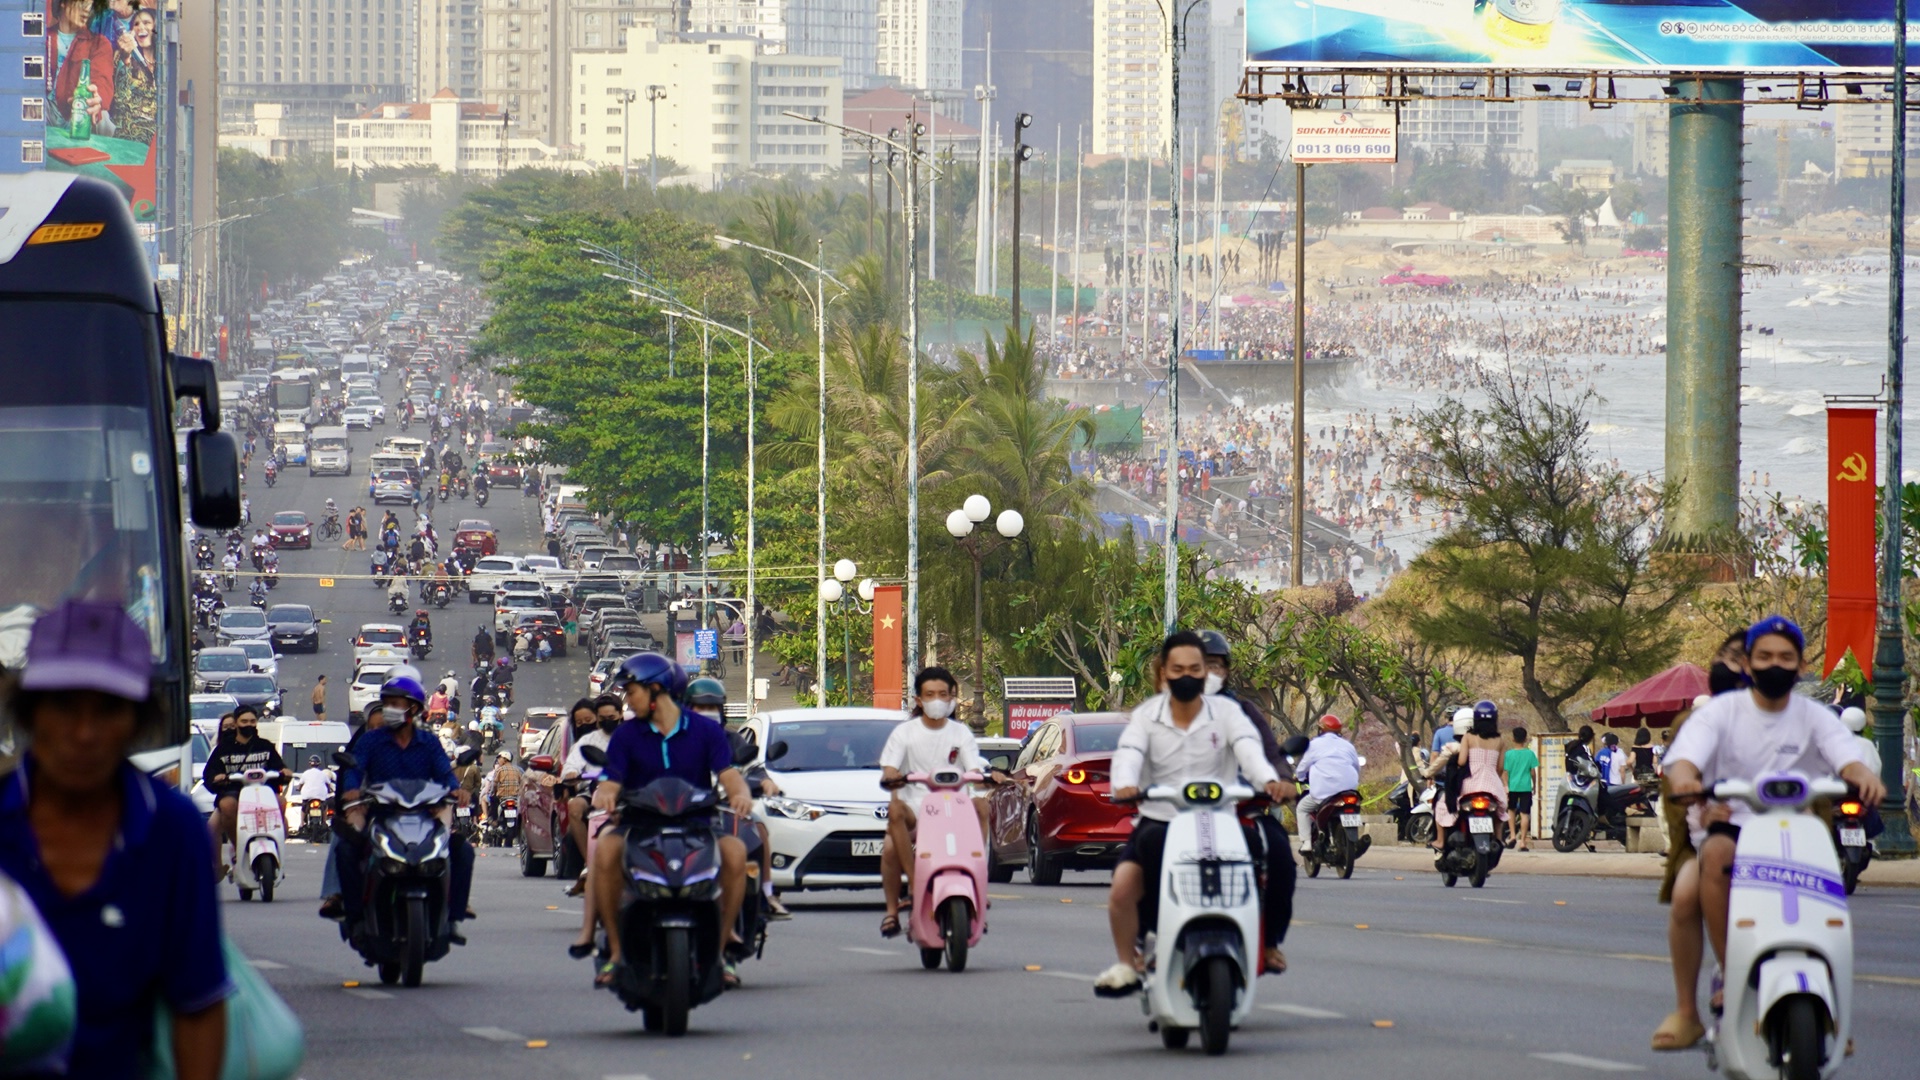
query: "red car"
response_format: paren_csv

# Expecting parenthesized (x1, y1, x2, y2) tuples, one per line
(268, 510, 312, 550)
(987, 711, 1135, 884)
(453, 519, 498, 556)
(516, 720, 587, 880)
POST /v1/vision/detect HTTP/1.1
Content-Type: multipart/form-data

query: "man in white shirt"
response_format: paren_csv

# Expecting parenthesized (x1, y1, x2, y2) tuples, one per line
(293, 755, 335, 802)
(877, 667, 990, 939)
(1097, 631, 1292, 996)
(1652, 616, 1884, 1053)
(1293, 714, 1362, 855)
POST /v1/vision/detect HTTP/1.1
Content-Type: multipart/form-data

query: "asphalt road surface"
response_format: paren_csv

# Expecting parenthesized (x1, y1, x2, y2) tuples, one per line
(221, 375, 1920, 1079)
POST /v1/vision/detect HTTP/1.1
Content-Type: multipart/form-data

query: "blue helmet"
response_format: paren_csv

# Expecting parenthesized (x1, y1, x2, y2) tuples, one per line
(616, 651, 687, 699)
(1472, 699, 1498, 725)
(380, 673, 428, 707)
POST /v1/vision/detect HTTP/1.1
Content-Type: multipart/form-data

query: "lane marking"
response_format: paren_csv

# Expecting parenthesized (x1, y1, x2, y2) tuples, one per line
(1603, 952, 1667, 964)
(1459, 897, 1524, 905)
(463, 1026, 527, 1042)
(1415, 932, 1499, 945)
(841, 946, 898, 957)
(604, 1075, 653, 1080)
(1261, 1003, 1346, 1019)
(1861, 973, 1920, 988)
(1034, 970, 1095, 982)
(344, 987, 393, 1000)
(248, 959, 287, 970)
(1529, 1052, 1644, 1072)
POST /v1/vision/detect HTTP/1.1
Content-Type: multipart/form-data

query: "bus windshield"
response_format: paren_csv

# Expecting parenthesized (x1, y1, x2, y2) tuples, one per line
(271, 379, 313, 412)
(0, 300, 170, 668)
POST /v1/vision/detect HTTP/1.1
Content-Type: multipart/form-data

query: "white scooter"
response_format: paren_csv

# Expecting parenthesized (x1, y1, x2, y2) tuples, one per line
(1704, 772, 1852, 1080)
(1137, 780, 1260, 1056)
(229, 768, 287, 903)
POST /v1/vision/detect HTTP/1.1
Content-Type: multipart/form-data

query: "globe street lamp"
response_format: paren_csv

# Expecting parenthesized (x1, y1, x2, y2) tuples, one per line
(819, 560, 874, 698)
(945, 495, 1024, 729)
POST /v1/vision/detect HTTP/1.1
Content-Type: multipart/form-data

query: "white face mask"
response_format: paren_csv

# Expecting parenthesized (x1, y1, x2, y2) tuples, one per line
(1204, 672, 1225, 696)
(920, 698, 955, 721)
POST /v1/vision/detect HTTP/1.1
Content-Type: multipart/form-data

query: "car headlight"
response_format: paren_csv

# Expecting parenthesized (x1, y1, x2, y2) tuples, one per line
(761, 796, 824, 821)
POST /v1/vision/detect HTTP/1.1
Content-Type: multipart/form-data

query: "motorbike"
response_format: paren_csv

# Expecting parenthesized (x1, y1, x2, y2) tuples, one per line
(1833, 788, 1873, 895)
(228, 768, 286, 903)
(1435, 791, 1505, 888)
(1387, 775, 1437, 845)
(474, 485, 489, 508)
(410, 627, 433, 660)
(194, 595, 223, 632)
(1553, 756, 1651, 852)
(193, 541, 215, 571)
(247, 582, 270, 608)
(264, 464, 277, 488)
(430, 582, 453, 609)
(579, 746, 726, 1036)
(335, 750, 467, 988)
(455, 475, 469, 499)
(1122, 781, 1260, 1056)
(486, 796, 520, 847)
(222, 567, 238, 592)
(301, 797, 332, 844)
(897, 769, 988, 972)
(1302, 788, 1370, 880)
(388, 590, 410, 615)
(1703, 773, 1854, 1080)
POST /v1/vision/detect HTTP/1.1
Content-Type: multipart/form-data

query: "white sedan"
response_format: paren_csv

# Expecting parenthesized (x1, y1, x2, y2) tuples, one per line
(349, 663, 394, 720)
(740, 707, 907, 892)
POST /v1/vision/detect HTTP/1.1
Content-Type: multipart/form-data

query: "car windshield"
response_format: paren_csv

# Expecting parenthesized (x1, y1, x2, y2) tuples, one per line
(766, 721, 894, 772)
(458, 520, 491, 532)
(190, 699, 232, 720)
(1073, 724, 1127, 755)
(224, 676, 274, 694)
(238, 642, 273, 660)
(220, 610, 267, 628)
(197, 653, 246, 672)
(0, 301, 172, 669)
(267, 605, 312, 622)
(273, 512, 306, 526)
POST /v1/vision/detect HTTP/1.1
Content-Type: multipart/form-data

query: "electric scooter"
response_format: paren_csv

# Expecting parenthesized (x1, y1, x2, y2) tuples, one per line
(1131, 780, 1260, 1056)
(1703, 773, 1853, 1080)
(1831, 791, 1873, 896)
(895, 769, 988, 973)
(229, 768, 286, 902)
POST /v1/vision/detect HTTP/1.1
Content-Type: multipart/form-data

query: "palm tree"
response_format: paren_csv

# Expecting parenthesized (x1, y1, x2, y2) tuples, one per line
(949, 326, 1095, 532)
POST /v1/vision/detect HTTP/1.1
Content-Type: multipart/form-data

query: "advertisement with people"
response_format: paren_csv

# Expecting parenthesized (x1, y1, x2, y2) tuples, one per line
(42, 0, 159, 221)
(1248, 1, 1904, 72)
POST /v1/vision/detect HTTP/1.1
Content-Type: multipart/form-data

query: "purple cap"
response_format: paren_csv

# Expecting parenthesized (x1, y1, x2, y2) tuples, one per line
(1745, 615, 1806, 656)
(19, 600, 152, 700)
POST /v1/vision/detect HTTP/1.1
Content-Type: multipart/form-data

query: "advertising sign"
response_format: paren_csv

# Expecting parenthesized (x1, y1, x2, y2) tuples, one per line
(1248, 1, 1907, 73)
(1005, 702, 1071, 741)
(1002, 677, 1078, 740)
(42, 0, 160, 221)
(1290, 110, 1398, 163)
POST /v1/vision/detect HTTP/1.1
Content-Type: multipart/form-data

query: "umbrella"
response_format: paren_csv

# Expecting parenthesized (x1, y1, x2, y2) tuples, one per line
(1589, 663, 1709, 727)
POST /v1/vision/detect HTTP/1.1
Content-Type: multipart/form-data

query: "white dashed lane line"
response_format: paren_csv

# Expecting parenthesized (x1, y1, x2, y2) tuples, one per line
(1529, 1052, 1644, 1073)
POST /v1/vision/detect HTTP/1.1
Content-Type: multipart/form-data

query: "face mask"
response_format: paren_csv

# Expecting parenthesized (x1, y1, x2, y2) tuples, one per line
(598, 718, 619, 734)
(1708, 661, 1747, 696)
(1204, 672, 1225, 696)
(236, 726, 256, 740)
(1167, 675, 1205, 703)
(920, 698, 955, 721)
(1749, 664, 1799, 701)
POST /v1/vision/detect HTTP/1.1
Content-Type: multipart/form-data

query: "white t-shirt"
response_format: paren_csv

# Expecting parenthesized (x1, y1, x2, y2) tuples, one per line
(563, 728, 610, 781)
(1665, 691, 1865, 844)
(879, 717, 981, 806)
(293, 767, 335, 801)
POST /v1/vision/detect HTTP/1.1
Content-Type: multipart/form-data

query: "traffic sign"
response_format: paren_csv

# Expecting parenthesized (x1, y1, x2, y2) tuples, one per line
(693, 629, 720, 660)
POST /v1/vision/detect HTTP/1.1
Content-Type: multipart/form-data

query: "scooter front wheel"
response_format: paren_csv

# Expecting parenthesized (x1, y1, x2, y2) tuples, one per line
(1196, 956, 1235, 1056)
(254, 854, 276, 902)
(661, 926, 692, 1036)
(402, 897, 428, 988)
(942, 896, 971, 973)
(1776, 995, 1826, 1080)
(1552, 807, 1592, 853)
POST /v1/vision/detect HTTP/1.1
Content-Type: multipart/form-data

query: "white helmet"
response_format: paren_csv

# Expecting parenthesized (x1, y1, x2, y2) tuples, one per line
(1450, 706, 1473, 737)
(1840, 706, 1868, 733)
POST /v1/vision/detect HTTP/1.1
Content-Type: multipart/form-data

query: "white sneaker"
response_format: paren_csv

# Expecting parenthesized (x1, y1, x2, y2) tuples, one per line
(1093, 962, 1143, 998)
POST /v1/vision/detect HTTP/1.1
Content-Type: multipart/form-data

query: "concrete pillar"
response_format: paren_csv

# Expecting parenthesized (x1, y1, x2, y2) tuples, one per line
(1664, 78, 1744, 546)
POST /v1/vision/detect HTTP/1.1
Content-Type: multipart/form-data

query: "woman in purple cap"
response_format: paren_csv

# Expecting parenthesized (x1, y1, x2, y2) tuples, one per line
(0, 600, 229, 1079)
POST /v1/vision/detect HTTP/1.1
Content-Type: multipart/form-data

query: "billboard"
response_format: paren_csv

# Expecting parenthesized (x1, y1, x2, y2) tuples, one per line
(1248, 1, 1906, 73)
(1291, 110, 1398, 162)
(42, 0, 160, 222)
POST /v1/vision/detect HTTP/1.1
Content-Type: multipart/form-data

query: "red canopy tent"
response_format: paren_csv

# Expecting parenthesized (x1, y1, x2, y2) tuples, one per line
(1589, 663, 1709, 728)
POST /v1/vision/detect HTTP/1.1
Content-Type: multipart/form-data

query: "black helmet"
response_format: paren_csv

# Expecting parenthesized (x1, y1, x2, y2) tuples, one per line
(1196, 630, 1232, 661)
(686, 676, 726, 706)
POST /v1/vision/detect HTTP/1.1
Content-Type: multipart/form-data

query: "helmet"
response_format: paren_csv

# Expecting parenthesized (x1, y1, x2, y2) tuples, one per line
(497, 657, 510, 668)
(1317, 714, 1343, 734)
(616, 651, 687, 699)
(1840, 706, 1868, 733)
(416, 609, 427, 618)
(308, 755, 321, 767)
(379, 673, 428, 708)
(686, 676, 726, 706)
(1450, 707, 1472, 737)
(1195, 629, 1232, 660)
(497, 751, 511, 761)
(1472, 700, 1499, 725)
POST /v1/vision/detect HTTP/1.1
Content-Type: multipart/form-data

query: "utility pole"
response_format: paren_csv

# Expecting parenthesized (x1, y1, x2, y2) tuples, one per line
(645, 85, 666, 190)
(1161, 0, 1203, 632)
(1291, 162, 1306, 588)
(610, 88, 636, 189)
(972, 34, 995, 296)
(1071, 125, 1084, 355)
(926, 93, 939, 282)
(1011, 112, 1033, 335)
(1049, 124, 1062, 348)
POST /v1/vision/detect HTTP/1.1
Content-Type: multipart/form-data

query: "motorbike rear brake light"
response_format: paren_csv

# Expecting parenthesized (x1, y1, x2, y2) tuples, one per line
(1839, 801, 1864, 816)
(1468, 797, 1491, 811)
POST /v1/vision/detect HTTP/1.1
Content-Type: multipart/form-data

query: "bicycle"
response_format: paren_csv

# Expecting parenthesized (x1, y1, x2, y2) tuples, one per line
(320, 514, 344, 541)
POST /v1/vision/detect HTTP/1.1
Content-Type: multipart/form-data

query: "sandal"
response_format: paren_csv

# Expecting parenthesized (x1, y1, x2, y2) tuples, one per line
(879, 914, 902, 938)
(1651, 1011, 1706, 1052)
(567, 940, 595, 960)
(594, 961, 617, 988)
(722, 961, 741, 989)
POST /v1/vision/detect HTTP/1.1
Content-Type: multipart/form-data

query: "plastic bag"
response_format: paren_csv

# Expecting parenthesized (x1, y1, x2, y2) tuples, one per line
(0, 873, 74, 1074)
(148, 936, 303, 1080)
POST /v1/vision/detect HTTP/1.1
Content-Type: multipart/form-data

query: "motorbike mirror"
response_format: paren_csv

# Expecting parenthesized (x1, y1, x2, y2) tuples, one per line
(455, 746, 480, 767)
(765, 739, 789, 765)
(332, 751, 360, 770)
(731, 738, 758, 768)
(578, 744, 610, 768)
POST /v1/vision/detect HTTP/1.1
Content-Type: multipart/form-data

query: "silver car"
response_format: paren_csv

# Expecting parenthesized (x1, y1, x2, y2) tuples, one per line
(215, 606, 272, 647)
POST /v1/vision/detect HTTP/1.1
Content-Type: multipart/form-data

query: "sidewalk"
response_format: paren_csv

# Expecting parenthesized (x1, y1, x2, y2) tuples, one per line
(1360, 843, 1920, 887)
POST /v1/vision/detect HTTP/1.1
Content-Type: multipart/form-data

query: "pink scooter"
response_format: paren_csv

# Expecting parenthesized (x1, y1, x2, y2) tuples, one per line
(903, 769, 988, 972)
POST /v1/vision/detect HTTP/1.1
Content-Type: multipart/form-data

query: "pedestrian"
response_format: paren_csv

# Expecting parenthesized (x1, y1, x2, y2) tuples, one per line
(1631, 726, 1657, 784)
(1504, 726, 1539, 851)
(310, 675, 327, 722)
(0, 600, 229, 1076)
(1596, 731, 1626, 785)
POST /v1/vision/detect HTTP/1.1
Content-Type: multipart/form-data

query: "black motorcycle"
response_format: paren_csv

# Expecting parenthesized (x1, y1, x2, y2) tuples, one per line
(1387, 776, 1437, 845)
(1833, 789, 1874, 895)
(302, 798, 331, 844)
(475, 486, 489, 508)
(1552, 757, 1651, 852)
(455, 475, 469, 499)
(722, 740, 772, 967)
(1435, 792, 1505, 889)
(580, 746, 726, 1036)
(336, 750, 470, 988)
(486, 795, 521, 848)
(1302, 788, 1370, 880)
(388, 591, 410, 615)
(410, 627, 433, 661)
(430, 582, 453, 609)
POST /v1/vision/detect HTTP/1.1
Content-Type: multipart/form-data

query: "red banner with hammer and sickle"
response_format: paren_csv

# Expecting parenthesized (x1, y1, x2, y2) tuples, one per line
(1825, 407, 1877, 677)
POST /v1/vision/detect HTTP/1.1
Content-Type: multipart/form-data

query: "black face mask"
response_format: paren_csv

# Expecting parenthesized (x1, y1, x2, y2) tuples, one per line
(1749, 664, 1799, 701)
(236, 726, 257, 741)
(1167, 675, 1205, 703)
(1708, 661, 1747, 696)
(598, 718, 619, 734)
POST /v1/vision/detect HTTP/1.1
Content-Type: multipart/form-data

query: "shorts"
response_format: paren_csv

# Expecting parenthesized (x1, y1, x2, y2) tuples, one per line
(1118, 818, 1169, 883)
(1509, 791, 1533, 815)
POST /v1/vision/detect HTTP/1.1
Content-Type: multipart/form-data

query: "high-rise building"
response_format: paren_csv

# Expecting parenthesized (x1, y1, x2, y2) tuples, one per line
(685, 0, 875, 90)
(1397, 83, 1540, 176)
(1, 0, 45, 173)
(1090, 0, 1209, 157)
(1834, 100, 1919, 180)
(960, 1, 1091, 142)
(479, 0, 678, 152)
(219, 0, 414, 149)
(875, 0, 959, 96)
(417, 0, 483, 100)
(1631, 104, 1669, 178)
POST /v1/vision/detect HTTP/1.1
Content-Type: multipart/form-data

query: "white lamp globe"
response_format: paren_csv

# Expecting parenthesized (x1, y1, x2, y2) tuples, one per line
(818, 578, 844, 603)
(945, 508, 974, 538)
(857, 578, 876, 602)
(996, 509, 1025, 538)
(963, 493, 992, 522)
(833, 558, 858, 582)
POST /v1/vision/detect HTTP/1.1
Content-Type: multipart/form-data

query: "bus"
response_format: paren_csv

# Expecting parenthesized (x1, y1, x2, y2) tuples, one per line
(0, 173, 240, 763)
(269, 368, 318, 423)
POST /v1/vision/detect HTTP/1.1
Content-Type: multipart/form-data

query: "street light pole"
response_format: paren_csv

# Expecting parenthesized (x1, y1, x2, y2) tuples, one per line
(1011, 112, 1033, 336)
(610, 88, 636, 189)
(645, 85, 666, 190)
(945, 496, 1024, 731)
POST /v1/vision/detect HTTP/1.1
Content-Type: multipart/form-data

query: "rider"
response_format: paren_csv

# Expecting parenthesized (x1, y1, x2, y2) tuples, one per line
(203, 704, 289, 856)
(408, 608, 433, 648)
(337, 672, 478, 939)
(1096, 630, 1291, 997)
(589, 652, 753, 990)
(877, 666, 990, 940)
(1294, 714, 1363, 858)
(472, 625, 495, 668)
(560, 696, 621, 898)
(483, 750, 523, 825)
(687, 676, 791, 920)
(1651, 616, 1883, 1053)
(294, 755, 335, 805)
(1426, 701, 1509, 848)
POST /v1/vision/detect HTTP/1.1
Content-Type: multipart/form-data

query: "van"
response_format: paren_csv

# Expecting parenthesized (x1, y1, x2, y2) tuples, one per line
(309, 425, 351, 476)
(271, 421, 309, 466)
(369, 452, 420, 485)
(340, 355, 372, 381)
(273, 720, 353, 775)
(379, 435, 426, 463)
(218, 380, 244, 413)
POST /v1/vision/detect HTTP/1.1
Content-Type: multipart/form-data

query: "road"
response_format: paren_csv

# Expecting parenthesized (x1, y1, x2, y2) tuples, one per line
(222, 376, 1920, 1079)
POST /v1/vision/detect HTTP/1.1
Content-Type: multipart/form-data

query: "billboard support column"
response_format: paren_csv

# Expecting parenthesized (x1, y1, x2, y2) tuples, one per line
(1291, 160, 1306, 588)
(1662, 77, 1743, 547)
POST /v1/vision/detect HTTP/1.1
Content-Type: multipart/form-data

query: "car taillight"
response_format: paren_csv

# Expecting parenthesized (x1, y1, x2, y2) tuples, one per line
(1839, 801, 1864, 816)
(1065, 768, 1087, 785)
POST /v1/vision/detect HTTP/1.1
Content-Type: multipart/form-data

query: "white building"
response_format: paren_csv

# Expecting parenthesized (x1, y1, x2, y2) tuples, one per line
(876, 0, 960, 96)
(1631, 104, 1669, 178)
(572, 38, 842, 183)
(1835, 101, 1920, 180)
(686, 0, 876, 89)
(417, 0, 484, 101)
(333, 90, 571, 175)
(1398, 82, 1540, 176)
(1090, 0, 1210, 157)
(478, 0, 681, 151)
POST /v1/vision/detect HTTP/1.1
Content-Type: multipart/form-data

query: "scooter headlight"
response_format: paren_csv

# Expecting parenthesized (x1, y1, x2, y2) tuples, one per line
(374, 829, 408, 864)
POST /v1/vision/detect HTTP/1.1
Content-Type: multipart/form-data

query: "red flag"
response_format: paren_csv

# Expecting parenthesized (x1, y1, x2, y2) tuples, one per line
(1825, 407, 1878, 676)
(871, 585, 904, 710)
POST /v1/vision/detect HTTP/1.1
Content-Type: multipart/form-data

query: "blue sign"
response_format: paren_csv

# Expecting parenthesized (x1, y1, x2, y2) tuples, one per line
(693, 629, 720, 660)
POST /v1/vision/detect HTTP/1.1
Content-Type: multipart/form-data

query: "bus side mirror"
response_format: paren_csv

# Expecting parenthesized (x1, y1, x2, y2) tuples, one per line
(171, 354, 221, 431)
(186, 429, 242, 530)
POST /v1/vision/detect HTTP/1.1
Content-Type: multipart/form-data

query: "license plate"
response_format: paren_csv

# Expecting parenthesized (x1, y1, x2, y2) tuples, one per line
(1339, 814, 1362, 827)
(850, 839, 885, 857)
(1839, 827, 1866, 847)
(504, 809, 518, 819)
(456, 807, 472, 817)
(1468, 817, 1494, 834)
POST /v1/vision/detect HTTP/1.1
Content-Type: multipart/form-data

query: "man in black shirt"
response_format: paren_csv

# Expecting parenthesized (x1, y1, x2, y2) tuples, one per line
(203, 704, 288, 855)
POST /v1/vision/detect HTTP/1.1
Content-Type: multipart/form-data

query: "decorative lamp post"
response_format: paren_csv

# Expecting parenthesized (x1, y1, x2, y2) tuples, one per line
(819, 561, 872, 698)
(945, 495, 1024, 729)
